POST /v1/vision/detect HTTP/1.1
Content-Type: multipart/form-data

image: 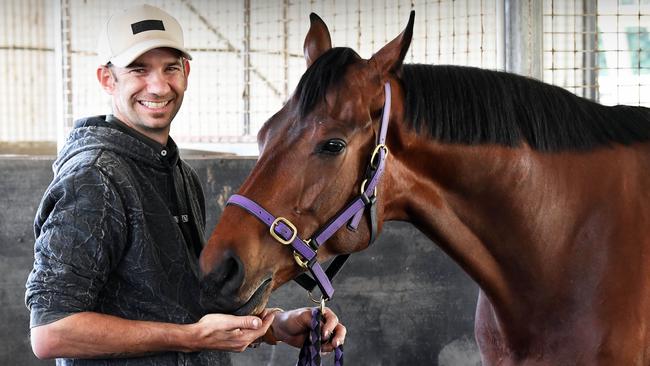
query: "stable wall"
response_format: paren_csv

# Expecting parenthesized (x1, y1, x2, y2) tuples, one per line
(0, 156, 480, 366)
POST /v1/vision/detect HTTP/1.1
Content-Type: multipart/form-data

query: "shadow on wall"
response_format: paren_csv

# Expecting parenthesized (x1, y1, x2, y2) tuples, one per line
(0, 157, 480, 366)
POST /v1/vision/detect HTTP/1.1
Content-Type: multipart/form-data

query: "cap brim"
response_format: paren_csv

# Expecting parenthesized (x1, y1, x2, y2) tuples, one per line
(108, 38, 192, 67)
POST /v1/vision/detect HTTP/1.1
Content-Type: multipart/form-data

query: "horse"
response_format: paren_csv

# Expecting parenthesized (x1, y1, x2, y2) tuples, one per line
(198, 11, 650, 365)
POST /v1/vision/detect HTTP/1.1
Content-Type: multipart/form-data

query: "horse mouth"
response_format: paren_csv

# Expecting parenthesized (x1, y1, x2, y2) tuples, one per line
(232, 278, 272, 316)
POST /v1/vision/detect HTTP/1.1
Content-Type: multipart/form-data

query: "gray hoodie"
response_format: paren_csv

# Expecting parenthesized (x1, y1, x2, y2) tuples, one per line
(25, 115, 231, 365)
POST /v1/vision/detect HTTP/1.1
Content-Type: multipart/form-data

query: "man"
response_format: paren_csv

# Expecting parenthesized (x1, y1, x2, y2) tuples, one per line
(25, 4, 345, 365)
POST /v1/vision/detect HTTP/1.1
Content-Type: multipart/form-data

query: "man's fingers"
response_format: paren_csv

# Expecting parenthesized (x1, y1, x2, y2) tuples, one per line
(238, 312, 276, 346)
(260, 311, 276, 330)
(320, 307, 339, 339)
(330, 323, 346, 347)
(319, 308, 345, 352)
(320, 323, 346, 352)
(236, 315, 263, 330)
(259, 307, 284, 319)
(194, 313, 280, 352)
(212, 314, 262, 331)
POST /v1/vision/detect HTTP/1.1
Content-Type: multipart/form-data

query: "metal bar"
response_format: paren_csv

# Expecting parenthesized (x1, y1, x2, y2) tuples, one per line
(283, 0, 289, 100)
(582, 0, 598, 101)
(53, 47, 303, 58)
(55, 0, 73, 152)
(0, 46, 53, 52)
(357, 0, 361, 52)
(243, 0, 251, 136)
(496, 0, 505, 70)
(170, 135, 258, 143)
(504, 0, 543, 79)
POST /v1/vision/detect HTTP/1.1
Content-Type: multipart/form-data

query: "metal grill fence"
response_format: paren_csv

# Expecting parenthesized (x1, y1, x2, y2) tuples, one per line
(0, 0, 500, 151)
(0, 0, 648, 154)
(543, 0, 650, 105)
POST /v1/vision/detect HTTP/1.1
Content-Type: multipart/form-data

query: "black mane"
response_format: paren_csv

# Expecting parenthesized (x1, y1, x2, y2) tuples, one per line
(295, 47, 650, 151)
(402, 64, 650, 151)
(295, 47, 361, 119)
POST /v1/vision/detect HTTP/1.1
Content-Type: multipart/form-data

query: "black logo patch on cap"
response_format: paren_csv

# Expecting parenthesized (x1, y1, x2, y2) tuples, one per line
(131, 19, 165, 35)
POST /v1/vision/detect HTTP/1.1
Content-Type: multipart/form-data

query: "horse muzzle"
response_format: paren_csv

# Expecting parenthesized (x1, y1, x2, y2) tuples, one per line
(199, 249, 269, 315)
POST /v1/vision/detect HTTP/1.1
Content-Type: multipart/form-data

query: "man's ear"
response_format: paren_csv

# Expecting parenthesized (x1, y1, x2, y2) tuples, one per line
(97, 66, 115, 94)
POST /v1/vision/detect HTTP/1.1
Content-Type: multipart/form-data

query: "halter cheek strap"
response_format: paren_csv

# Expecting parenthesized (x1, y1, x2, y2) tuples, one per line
(227, 194, 336, 297)
(226, 82, 392, 300)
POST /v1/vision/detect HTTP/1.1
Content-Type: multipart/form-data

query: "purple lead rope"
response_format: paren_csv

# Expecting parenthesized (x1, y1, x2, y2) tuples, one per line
(296, 307, 343, 366)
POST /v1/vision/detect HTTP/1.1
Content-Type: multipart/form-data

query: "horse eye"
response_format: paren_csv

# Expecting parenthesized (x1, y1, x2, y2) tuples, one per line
(319, 139, 346, 155)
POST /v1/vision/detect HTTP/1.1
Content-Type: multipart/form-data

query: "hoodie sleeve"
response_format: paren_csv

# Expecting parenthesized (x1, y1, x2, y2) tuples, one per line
(25, 163, 127, 328)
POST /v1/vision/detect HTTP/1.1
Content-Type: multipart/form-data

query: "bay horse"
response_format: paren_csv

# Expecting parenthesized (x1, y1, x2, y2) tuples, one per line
(199, 11, 650, 365)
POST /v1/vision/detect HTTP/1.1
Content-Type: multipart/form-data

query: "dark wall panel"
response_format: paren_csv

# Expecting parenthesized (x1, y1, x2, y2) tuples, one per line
(0, 157, 479, 366)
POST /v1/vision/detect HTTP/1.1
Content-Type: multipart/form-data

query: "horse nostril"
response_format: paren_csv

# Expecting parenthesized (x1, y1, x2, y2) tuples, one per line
(220, 254, 244, 292)
(199, 250, 245, 312)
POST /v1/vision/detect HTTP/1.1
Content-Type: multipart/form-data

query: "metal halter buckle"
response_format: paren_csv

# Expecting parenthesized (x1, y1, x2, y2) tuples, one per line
(293, 250, 310, 269)
(293, 238, 316, 269)
(309, 291, 327, 313)
(360, 178, 378, 197)
(369, 143, 389, 169)
(270, 217, 297, 245)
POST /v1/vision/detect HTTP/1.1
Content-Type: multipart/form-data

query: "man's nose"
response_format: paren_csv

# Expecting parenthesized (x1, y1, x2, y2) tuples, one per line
(146, 71, 172, 95)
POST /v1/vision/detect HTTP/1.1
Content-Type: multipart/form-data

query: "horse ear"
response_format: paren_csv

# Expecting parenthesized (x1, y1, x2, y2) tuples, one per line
(370, 10, 415, 75)
(304, 13, 332, 68)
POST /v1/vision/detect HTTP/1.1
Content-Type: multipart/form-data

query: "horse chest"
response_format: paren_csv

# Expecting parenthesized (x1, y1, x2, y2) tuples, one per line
(474, 290, 650, 365)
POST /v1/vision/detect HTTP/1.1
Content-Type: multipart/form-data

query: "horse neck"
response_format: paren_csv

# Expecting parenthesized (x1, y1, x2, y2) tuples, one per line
(383, 122, 560, 325)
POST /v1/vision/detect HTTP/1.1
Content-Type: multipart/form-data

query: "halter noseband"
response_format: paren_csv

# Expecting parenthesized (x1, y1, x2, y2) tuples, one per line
(226, 82, 392, 300)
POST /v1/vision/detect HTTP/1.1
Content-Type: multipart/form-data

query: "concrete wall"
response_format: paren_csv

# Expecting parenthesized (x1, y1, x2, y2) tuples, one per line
(0, 156, 480, 366)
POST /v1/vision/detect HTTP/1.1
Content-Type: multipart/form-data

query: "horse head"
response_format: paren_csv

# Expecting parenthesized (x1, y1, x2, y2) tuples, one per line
(199, 12, 415, 315)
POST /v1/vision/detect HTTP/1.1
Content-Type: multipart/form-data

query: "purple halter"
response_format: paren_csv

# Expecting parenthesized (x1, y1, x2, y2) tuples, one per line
(226, 82, 391, 300)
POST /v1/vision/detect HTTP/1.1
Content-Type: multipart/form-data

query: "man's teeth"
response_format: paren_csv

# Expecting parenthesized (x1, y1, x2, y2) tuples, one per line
(140, 100, 169, 108)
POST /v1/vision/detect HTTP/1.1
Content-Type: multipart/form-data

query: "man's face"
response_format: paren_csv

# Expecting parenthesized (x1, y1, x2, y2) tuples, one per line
(98, 48, 190, 142)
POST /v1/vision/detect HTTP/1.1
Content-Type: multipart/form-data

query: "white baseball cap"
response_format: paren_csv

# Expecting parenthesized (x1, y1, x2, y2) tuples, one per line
(97, 4, 192, 67)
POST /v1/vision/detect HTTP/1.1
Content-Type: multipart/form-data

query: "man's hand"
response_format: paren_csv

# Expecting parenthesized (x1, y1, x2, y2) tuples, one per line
(190, 311, 275, 352)
(268, 307, 346, 353)
(30, 311, 278, 359)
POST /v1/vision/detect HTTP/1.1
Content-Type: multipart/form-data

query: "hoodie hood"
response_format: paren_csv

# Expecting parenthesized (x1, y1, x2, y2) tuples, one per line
(54, 115, 178, 174)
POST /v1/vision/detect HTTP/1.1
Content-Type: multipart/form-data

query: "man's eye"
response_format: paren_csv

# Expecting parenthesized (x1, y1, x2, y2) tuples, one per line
(130, 68, 146, 74)
(318, 139, 346, 155)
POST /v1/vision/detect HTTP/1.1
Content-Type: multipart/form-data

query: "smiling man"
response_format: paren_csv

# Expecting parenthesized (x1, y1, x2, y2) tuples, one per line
(25, 4, 345, 366)
(99, 46, 188, 144)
